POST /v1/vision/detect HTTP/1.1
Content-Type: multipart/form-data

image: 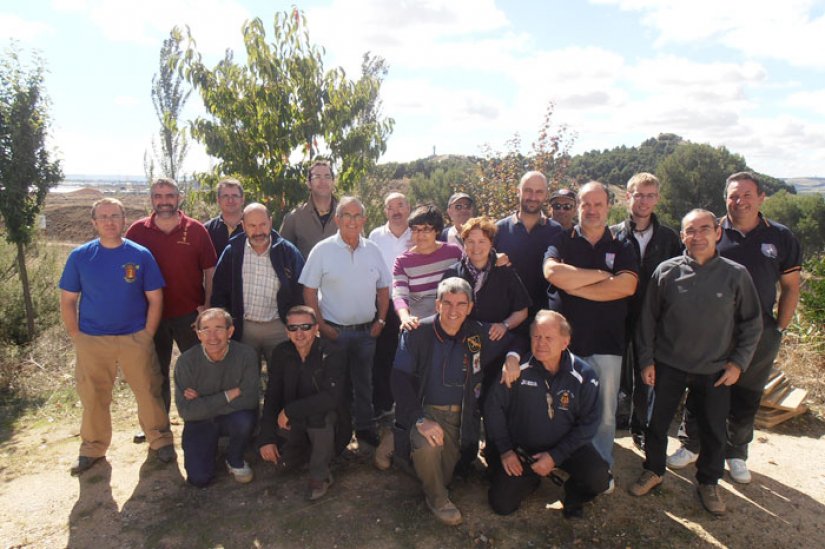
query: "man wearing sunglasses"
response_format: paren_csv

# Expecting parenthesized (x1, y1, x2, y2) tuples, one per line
(174, 308, 259, 487)
(440, 192, 475, 248)
(258, 306, 348, 501)
(485, 310, 608, 519)
(549, 188, 577, 230)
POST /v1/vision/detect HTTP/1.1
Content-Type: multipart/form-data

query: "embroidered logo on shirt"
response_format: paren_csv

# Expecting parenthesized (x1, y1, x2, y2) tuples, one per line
(177, 225, 191, 246)
(520, 379, 539, 387)
(761, 243, 778, 259)
(122, 263, 139, 283)
(557, 389, 572, 411)
(466, 335, 482, 354)
(605, 252, 615, 270)
(472, 351, 481, 374)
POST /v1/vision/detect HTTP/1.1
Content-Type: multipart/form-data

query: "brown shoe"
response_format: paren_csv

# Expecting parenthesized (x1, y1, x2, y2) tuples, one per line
(697, 483, 726, 516)
(374, 428, 394, 471)
(307, 474, 333, 501)
(426, 498, 463, 526)
(629, 470, 663, 496)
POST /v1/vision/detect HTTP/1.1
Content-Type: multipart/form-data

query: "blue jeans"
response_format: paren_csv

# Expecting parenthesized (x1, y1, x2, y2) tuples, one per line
(182, 408, 256, 487)
(581, 354, 622, 468)
(324, 327, 377, 431)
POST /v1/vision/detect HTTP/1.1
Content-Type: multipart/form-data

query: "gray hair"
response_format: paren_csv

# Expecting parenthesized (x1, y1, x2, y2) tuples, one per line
(532, 309, 572, 338)
(436, 277, 474, 303)
(518, 170, 548, 190)
(195, 307, 233, 330)
(577, 180, 610, 203)
(383, 191, 408, 208)
(243, 202, 269, 217)
(335, 196, 365, 217)
(681, 208, 719, 230)
(149, 177, 180, 195)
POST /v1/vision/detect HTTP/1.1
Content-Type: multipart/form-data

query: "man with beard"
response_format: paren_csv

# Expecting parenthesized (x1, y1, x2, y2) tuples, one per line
(280, 160, 339, 259)
(211, 203, 305, 370)
(494, 171, 563, 323)
(126, 178, 217, 440)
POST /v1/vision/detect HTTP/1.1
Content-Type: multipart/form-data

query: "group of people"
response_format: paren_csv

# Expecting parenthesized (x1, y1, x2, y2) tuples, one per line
(60, 161, 801, 524)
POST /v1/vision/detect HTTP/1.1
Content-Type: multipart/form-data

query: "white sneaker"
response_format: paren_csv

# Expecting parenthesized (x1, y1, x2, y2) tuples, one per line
(226, 460, 254, 484)
(727, 458, 752, 484)
(666, 447, 698, 469)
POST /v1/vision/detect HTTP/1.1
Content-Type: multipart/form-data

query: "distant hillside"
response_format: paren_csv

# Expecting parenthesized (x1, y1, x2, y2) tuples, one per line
(786, 177, 825, 195)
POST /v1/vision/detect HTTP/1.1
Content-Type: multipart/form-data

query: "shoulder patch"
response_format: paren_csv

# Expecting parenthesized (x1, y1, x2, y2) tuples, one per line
(761, 243, 778, 259)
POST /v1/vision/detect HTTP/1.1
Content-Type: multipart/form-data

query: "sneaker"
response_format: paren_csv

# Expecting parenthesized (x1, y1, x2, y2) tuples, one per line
(70, 456, 103, 476)
(156, 444, 176, 464)
(666, 447, 698, 470)
(629, 470, 663, 496)
(426, 498, 463, 526)
(133, 431, 146, 444)
(631, 433, 645, 451)
(226, 460, 254, 484)
(601, 474, 615, 495)
(727, 458, 752, 484)
(697, 483, 726, 516)
(374, 428, 394, 471)
(307, 474, 333, 501)
(356, 429, 380, 448)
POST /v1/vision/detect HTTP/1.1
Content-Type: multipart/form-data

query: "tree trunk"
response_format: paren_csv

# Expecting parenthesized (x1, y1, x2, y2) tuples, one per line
(16, 241, 35, 341)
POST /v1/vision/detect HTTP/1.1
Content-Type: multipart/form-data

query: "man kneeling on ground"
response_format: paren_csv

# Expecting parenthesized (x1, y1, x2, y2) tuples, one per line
(257, 305, 348, 501)
(485, 310, 609, 519)
(174, 308, 259, 487)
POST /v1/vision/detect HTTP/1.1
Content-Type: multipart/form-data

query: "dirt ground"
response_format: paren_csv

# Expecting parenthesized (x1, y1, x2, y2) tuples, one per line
(3, 189, 823, 548)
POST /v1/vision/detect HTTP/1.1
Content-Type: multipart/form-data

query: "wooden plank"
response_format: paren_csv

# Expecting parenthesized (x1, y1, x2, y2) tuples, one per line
(762, 370, 786, 394)
(762, 381, 792, 407)
(755, 405, 807, 429)
(773, 388, 807, 411)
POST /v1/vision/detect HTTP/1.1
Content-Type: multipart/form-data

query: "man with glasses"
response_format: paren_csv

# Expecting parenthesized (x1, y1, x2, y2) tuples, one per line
(485, 310, 609, 519)
(212, 203, 305, 370)
(60, 198, 174, 475)
(495, 171, 563, 324)
(280, 160, 339, 259)
(205, 177, 245, 257)
(300, 196, 392, 447)
(258, 306, 348, 501)
(440, 192, 475, 248)
(126, 177, 218, 441)
(174, 308, 259, 487)
(610, 173, 681, 449)
(630, 209, 762, 516)
(549, 189, 577, 230)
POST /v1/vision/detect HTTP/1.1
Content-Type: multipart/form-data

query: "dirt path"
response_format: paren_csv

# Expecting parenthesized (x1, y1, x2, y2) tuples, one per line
(2, 390, 824, 549)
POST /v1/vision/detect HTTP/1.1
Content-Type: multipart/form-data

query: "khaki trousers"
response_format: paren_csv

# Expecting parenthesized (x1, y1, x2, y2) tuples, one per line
(74, 330, 172, 457)
(410, 406, 462, 508)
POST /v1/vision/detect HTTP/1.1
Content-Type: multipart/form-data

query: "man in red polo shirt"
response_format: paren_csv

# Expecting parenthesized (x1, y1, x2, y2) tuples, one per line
(127, 178, 218, 441)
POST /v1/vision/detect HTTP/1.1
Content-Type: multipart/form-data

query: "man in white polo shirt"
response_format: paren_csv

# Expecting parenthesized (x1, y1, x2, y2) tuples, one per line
(301, 196, 392, 447)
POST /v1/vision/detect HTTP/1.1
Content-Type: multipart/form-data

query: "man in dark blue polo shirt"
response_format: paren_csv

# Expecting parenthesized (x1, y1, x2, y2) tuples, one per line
(543, 181, 638, 472)
(494, 171, 563, 324)
(204, 177, 245, 257)
(668, 172, 802, 485)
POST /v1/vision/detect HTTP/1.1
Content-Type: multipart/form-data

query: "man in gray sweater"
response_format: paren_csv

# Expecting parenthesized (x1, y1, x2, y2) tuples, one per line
(175, 308, 260, 487)
(629, 209, 762, 516)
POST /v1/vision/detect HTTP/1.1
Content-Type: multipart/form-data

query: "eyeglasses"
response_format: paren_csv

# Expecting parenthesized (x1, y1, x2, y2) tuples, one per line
(682, 225, 716, 238)
(94, 214, 124, 222)
(310, 173, 334, 181)
(411, 226, 436, 234)
(219, 194, 242, 201)
(339, 212, 364, 222)
(632, 192, 659, 201)
(551, 203, 574, 211)
(286, 323, 316, 332)
(197, 327, 228, 336)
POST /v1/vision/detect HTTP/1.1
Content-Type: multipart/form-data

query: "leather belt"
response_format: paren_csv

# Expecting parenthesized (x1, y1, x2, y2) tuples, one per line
(326, 321, 372, 331)
(428, 404, 461, 413)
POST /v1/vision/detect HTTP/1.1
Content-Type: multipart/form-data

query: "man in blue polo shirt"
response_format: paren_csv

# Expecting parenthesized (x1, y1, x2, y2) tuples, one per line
(59, 198, 174, 475)
(668, 172, 802, 484)
(494, 171, 563, 324)
(542, 181, 638, 473)
(300, 196, 392, 447)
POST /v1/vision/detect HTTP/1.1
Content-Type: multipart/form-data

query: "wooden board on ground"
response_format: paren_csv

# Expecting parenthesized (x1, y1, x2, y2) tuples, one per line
(755, 404, 808, 429)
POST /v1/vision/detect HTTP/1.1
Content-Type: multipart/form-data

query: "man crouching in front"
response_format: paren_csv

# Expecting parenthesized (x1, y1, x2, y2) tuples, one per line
(174, 308, 259, 487)
(484, 310, 609, 519)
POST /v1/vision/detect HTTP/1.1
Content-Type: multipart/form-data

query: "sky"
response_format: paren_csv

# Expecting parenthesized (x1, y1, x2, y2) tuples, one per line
(3, 0, 825, 179)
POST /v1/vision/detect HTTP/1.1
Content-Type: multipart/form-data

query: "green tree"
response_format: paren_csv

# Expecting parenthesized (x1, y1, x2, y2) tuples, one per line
(0, 44, 62, 341)
(176, 10, 393, 223)
(762, 190, 825, 258)
(145, 29, 191, 183)
(656, 142, 746, 227)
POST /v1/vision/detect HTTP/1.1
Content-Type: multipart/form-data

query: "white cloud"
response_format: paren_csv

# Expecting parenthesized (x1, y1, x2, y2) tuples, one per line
(593, 0, 825, 69)
(786, 89, 825, 116)
(0, 13, 53, 42)
(113, 95, 140, 107)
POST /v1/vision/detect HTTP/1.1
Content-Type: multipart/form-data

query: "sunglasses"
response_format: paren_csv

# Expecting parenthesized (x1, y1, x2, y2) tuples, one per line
(551, 203, 574, 211)
(286, 323, 316, 332)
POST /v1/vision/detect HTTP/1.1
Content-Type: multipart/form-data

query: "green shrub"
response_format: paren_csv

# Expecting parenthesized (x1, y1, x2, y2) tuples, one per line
(799, 254, 825, 336)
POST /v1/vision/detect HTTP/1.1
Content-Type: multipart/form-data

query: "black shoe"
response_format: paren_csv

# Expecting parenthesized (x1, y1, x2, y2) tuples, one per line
(562, 505, 584, 519)
(156, 444, 176, 464)
(70, 456, 103, 476)
(356, 429, 380, 447)
(632, 433, 645, 451)
(133, 431, 146, 444)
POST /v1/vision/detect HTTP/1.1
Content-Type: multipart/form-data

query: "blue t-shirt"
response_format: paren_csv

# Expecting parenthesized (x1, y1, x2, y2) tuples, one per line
(59, 239, 166, 336)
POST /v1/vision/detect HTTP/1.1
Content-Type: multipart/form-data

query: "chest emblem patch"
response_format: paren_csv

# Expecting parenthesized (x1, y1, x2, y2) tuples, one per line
(557, 389, 572, 411)
(761, 243, 778, 259)
(604, 252, 615, 270)
(122, 263, 139, 283)
(472, 352, 481, 374)
(466, 335, 482, 354)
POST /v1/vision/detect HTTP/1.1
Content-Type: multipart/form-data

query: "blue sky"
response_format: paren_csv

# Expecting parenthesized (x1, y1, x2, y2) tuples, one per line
(3, 0, 825, 178)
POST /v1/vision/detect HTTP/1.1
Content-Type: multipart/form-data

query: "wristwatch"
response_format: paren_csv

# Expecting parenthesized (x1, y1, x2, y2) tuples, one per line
(503, 319, 511, 330)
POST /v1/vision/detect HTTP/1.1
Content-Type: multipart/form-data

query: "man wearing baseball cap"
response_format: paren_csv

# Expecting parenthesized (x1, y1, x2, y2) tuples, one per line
(549, 189, 577, 230)
(440, 192, 475, 248)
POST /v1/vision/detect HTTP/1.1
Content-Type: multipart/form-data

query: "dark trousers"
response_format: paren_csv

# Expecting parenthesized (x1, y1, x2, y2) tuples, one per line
(372, 307, 400, 415)
(182, 408, 256, 487)
(645, 364, 729, 485)
(275, 411, 336, 481)
(681, 321, 782, 459)
(488, 443, 609, 515)
(154, 311, 199, 411)
(324, 326, 377, 431)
